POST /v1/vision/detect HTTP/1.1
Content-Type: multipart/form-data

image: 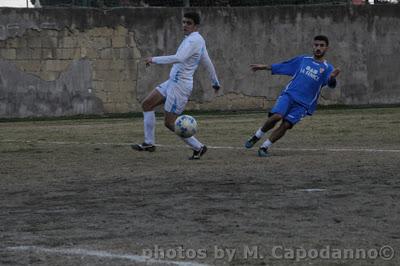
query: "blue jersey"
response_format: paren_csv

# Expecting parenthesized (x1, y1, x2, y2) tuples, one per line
(271, 55, 334, 114)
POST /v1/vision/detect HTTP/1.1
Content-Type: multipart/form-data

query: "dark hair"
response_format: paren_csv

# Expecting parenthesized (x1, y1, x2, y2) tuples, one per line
(314, 35, 329, 46)
(184, 12, 201, 25)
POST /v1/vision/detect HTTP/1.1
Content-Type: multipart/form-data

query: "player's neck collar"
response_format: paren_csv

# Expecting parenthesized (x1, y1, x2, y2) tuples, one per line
(185, 31, 198, 36)
(312, 56, 326, 63)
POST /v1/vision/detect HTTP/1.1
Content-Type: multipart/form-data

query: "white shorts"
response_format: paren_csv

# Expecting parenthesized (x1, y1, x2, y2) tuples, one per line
(156, 80, 192, 115)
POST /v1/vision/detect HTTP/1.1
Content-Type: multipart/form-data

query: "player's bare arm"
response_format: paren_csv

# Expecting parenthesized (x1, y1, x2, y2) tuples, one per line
(249, 64, 272, 72)
(328, 68, 341, 88)
(330, 68, 341, 79)
(144, 57, 153, 67)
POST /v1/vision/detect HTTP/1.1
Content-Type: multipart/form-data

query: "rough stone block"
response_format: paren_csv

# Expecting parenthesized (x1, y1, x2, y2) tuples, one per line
(81, 47, 99, 59)
(102, 81, 119, 94)
(112, 59, 126, 70)
(59, 37, 77, 48)
(90, 38, 111, 50)
(39, 71, 61, 81)
(88, 27, 114, 37)
(6, 37, 27, 48)
(14, 60, 41, 72)
(128, 32, 136, 47)
(118, 48, 133, 59)
(16, 48, 32, 60)
(41, 37, 58, 48)
(99, 48, 113, 59)
(93, 60, 113, 70)
(57, 48, 80, 60)
(0, 49, 17, 60)
(27, 37, 41, 48)
(113, 102, 130, 113)
(93, 69, 123, 81)
(102, 102, 115, 113)
(31, 48, 42, 59)
(92, 81, 105, 92)
(112, 36, 127, 48)
(114, 26, 128, 36)
(133, 46, 141, 59)
(42, 48, 56, 59)
(44, 60, 70, 72)
(125, 60, 144, 80)
(118, 80, 135, 96)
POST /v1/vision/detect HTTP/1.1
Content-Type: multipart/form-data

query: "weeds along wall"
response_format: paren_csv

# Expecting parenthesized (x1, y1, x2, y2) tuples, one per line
(0, 6, 399, 118)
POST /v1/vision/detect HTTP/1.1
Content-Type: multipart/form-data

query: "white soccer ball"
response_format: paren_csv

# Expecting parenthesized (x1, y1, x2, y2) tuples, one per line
(174, 115, 197, 138)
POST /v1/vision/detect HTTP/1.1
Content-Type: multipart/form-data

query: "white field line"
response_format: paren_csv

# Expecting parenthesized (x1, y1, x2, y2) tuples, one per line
(297, 188, 327, 192)
(6, 246, 209, 266)
(1, 139, 400, 153)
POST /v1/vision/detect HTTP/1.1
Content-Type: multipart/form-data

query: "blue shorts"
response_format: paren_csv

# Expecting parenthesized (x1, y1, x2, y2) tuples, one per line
(270, 93, 308, 125)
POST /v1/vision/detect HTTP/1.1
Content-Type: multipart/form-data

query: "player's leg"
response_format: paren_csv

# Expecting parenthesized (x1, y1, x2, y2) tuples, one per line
(164, 110, 205, 156)
(131, 84, 166, 152)
(269, 120, 293, 142)
(245, 114, 282, 148)
(258, 120, 292, 157)
(164, 111, 177, 132)
(245, 93, 290, 148)
(258, 102, 307, 157)
(164, 86, 207, 160)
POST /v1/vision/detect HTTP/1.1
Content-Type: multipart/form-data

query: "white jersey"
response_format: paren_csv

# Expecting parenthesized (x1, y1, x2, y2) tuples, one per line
(151, 31, 219, 89)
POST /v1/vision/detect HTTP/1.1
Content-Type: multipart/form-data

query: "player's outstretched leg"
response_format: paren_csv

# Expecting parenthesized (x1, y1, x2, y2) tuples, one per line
(183, 137, 207, 160)
(257, 141, 271, 157)
(245, 135, 260, 149)
(164, 111, 207, 160)
(190, 145, 207, 160)
(245, 114, 282, 149)
(257, 120, 291, 157)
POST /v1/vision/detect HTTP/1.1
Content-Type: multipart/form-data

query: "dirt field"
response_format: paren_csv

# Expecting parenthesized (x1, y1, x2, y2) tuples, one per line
(1, 107, 400, 266)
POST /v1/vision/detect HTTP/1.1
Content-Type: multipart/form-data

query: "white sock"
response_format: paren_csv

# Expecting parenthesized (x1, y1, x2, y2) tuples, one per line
(261, 139, 273, 149)
(181, 136, 203, 151)
(255, 128, 265, 139)
(143, 111, 155, 144)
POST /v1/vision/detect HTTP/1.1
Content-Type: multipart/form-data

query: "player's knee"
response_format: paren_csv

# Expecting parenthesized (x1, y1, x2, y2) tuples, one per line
(270, 113, 283, 122)
(141, 100, 151, 111)
(283, 120, 294, 129)
(164, 120, 174, 132)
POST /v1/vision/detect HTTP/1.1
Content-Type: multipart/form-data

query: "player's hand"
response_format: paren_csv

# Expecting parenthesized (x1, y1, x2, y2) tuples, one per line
(144, 57, 153, 67)
(213, 84, 220, 94)
(330, 68, 341, 79)
(250, 64, 267, 72)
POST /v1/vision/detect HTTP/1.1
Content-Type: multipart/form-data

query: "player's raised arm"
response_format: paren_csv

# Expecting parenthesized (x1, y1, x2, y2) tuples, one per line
(200, 47, 220, 91)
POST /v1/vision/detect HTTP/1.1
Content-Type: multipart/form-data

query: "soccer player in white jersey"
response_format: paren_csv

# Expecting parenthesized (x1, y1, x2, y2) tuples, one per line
(245, 35, 341, 157)
(131, 12, 220, 160)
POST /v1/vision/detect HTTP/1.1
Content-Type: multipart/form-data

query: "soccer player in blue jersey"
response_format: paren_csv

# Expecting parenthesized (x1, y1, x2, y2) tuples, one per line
(131, 12, 220, 160)
(245, 35, 341, 157)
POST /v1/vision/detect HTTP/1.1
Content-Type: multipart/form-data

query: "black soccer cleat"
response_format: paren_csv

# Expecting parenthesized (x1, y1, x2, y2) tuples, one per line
(245, 135, 260, 149)
(258, 147, 270, 157)
(131, 142, 156, 152)
(189, 145, 207, 160)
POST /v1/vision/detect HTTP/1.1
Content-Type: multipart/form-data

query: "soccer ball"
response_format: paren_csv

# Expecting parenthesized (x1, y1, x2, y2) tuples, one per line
(174, 115, 197, 138)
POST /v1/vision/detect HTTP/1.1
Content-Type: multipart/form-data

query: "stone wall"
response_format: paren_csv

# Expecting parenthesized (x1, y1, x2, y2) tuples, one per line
(0, 5, 399, 118)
